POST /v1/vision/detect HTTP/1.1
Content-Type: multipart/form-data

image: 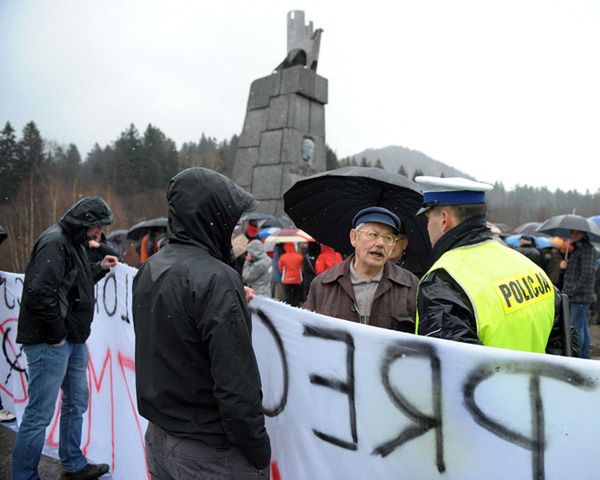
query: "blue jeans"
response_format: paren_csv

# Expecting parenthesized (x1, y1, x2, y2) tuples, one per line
(571, 303, 591, 359)
(13, 342, 90, 480)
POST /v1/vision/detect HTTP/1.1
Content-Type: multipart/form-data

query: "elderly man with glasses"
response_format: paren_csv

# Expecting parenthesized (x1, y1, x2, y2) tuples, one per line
(303, 207, 419, 332)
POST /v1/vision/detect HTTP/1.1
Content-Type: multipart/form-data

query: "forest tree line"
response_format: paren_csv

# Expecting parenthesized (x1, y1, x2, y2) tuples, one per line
(1, 120, 599, 271)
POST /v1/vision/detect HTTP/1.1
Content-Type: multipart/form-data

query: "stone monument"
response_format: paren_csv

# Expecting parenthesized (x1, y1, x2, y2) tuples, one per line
(232, 10, 328, 215)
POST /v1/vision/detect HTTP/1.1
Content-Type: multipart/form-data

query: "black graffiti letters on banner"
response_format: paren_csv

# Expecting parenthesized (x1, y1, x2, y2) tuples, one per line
(253, 308, 289, 416)
(463, 361, 596, 480)
(303, 324, 358, 451)
(373, 340, 446, 474)
(94, 272, 131, 323)
(2, 276, 22, 310)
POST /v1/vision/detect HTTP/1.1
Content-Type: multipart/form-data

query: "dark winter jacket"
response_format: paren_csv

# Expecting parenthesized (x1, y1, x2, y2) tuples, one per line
(417, 217, 569, 354)
(562, 238, 597, 304)
(17, 196, 113, 345)
(304, 255, 419, 332)
(132, 167, 271, 470)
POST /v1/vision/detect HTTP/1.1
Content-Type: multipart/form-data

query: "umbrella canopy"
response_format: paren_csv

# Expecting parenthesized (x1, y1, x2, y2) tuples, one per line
(283, 166, 432, 274)
(588, 215, 600, 227)
(504, 234, 553, 249)
(514, 222, 542, 234)
(258, 227, 281, 240)
(260, 216, 294, 228)
(536, 214, 600, 241)
(240, 212, 275, 223)
(264, 227, 315, 244)
(106, 229, 128, 241)
(127, 217, 168, 240)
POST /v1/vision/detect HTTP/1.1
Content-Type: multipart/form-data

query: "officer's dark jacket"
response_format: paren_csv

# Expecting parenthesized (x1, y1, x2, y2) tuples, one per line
(417, 216, 568, 354)
(17, 196, 113, 345)
(132, 168, 271, 470)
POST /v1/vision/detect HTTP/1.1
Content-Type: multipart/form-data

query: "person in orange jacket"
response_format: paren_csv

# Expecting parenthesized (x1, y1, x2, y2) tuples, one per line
(277, 242, 304, 306)
(315, 244, 343, 275)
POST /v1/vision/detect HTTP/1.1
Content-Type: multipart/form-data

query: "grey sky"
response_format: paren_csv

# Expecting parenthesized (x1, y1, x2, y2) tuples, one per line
(1, 0, 599, 193)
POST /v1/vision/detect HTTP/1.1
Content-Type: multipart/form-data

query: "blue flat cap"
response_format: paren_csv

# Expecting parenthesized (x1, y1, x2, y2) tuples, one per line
(352, 207, 401, 234)
(414, 176, 493, 215)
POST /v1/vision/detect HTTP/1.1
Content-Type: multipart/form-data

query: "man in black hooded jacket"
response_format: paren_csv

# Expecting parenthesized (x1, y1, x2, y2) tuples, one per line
(13, 196, 118, 480)
(133, 168, 271, 479)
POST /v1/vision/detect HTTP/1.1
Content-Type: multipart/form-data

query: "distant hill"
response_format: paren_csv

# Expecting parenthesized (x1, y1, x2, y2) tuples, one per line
(349, 145, 471, 178)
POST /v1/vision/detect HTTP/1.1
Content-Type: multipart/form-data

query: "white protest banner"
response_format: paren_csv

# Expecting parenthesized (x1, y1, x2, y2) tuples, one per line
(1, 264, 599, 480)
(0, 264, 148, 480)
(250, 297, 599, 480)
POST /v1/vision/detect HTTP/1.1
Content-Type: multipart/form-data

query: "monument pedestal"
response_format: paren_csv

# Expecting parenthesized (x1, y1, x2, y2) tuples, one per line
(232, 65, 328, 216)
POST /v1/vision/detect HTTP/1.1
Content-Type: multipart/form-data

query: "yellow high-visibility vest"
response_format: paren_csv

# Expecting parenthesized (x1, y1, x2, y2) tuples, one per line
(417, 241, 555, 353)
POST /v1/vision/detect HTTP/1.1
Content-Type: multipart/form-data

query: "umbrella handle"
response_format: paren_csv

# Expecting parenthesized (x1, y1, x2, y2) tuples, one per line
(564, 240, 571, 261)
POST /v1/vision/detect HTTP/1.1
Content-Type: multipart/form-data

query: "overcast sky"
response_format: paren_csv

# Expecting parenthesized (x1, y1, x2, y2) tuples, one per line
(1, 0, 598, 193)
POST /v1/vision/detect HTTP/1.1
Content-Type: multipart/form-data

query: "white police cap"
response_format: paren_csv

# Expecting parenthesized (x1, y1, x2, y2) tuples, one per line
(414, 176, 493, 215)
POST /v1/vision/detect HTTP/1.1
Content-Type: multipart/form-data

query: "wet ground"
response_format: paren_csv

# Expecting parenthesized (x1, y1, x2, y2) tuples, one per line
(2, 324, 600, 479)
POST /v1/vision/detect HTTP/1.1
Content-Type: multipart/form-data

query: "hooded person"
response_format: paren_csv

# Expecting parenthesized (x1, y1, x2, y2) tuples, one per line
(277, 242, 304, 306)
(243, 239, 272, 297)
(13, 196, 118, 480)
(132, 167, 271, 479)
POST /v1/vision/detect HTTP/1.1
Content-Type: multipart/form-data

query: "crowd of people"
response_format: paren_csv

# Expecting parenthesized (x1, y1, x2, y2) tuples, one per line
(4, 167, 599, 480)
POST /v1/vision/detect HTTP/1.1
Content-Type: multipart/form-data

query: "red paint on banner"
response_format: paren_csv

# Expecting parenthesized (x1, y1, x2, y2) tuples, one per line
(271, 459, 282, 480)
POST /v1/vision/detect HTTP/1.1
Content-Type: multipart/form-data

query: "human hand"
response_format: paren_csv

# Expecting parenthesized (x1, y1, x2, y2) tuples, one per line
(101, 255, 119, 270)
(559, 259, 568, 270)
(244, 286, 255, 303)
(88, 239, 101, 249)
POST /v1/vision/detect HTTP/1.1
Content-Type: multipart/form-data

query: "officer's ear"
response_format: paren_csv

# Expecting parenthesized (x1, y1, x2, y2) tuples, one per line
(440, 208, 456, 230)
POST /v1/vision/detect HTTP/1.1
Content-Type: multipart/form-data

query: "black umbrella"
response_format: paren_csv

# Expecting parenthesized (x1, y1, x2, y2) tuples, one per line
(106, 229, 128, 241)
(536, 214, 600, 242)
(240, 212, 275, 222)
(260, 216, 294, 228)
(127, 217, 168, 240)
(283, 167, 432, 275)
(514, 222, 542, 234)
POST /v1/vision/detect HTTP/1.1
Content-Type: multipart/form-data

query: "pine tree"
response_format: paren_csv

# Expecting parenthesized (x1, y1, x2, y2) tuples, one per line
(142, 124, 179, 188)
(374, 158, 384, 169)
(19, 121, 45, 177)
(412, 168, 424, 181)
(60, 144, 81, 181)
(114, 124, 143, 193)
(219, 134, 239, 176)
(325, 144, 339, 170)
(397, 165, 408, 177)
(0, 122, 22, 202)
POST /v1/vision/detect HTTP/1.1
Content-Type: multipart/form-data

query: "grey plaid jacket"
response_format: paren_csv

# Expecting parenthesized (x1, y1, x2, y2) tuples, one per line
(563, 239, 598, 304)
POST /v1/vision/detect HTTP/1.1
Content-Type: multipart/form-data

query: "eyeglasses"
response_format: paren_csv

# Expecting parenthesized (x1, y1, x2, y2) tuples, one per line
(357, 229, 397, 246)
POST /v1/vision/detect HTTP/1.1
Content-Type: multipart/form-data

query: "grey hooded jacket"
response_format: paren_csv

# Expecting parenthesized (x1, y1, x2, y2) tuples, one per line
(242, 240, 272, 297)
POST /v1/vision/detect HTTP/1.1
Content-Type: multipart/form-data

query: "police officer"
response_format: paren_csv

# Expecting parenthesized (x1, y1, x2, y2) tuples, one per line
(414, 176, 565, 354)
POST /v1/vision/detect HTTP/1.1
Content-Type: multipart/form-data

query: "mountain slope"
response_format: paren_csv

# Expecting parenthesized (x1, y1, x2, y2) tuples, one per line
(350, 145, 471, 178)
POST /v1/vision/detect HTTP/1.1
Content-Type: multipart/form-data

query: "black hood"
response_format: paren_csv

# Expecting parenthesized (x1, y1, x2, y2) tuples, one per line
(59, 196, 114, 244)
(60, 196, 114, 228)
(167, 167, 257, 261)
